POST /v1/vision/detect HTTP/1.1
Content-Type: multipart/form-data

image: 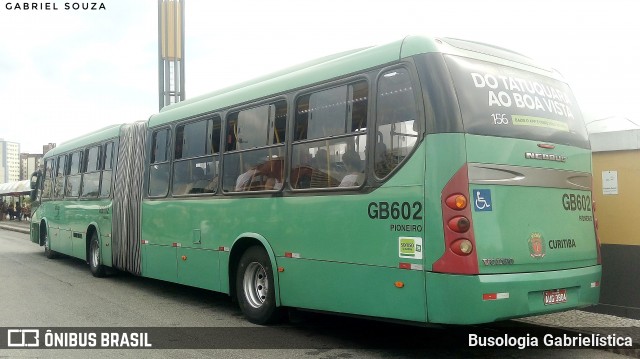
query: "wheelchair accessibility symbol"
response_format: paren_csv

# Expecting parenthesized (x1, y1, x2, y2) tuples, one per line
(474, 189, 492, 211)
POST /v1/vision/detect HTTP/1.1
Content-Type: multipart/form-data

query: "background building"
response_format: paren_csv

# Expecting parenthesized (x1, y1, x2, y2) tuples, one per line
(0, 139, 20, 183)
(588, 117, 640, 319)
(42, 143, 56, 156)
(20, 153, 43, 180)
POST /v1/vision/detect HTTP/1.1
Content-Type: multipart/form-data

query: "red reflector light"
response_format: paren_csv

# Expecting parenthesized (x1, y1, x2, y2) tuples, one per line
(537, 143, 555, 149)
(483, 293, 497, 300)
(285, 252, 292, 258)
(448, 216, 470, 233)
(445, 194, 467, 210)
(483, 292, 509, 300)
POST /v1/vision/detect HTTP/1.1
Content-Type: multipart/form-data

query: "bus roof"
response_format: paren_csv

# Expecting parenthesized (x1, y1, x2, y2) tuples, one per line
(149, 36, 433, 128)
(149, 35, 557, 129)
(44, 123, 125, 158)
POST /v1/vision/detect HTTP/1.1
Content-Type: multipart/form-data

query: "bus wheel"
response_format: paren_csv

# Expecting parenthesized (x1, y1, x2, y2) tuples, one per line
(236, 246, 282, 324)
(89, 233, 106, 278)
(44, 231, 56, 259)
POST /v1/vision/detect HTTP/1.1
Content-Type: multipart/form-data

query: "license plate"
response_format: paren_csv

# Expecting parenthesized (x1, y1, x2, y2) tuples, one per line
(543, 289, 567, 305)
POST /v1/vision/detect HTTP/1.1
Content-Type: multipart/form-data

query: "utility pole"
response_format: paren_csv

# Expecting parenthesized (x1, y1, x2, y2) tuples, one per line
(158, 0, 185, 110)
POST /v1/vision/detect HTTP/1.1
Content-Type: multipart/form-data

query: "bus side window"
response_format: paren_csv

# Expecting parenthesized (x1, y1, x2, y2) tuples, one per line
(54, 155, 66, 199)
(65, 151, 82, 198)
(375, 68, 419, 178)
(81, 145, 101, 198)
(172, 116, 220, 196)
(149, 128, 170, 197)
(291, 81, 368, 189)
(100, 141, 114, 197)
(41, 159, 54, 199)
(223, 101, 287, 193)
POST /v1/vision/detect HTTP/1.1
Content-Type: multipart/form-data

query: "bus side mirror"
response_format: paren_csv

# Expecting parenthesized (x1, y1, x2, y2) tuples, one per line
(29, 171, 41, 202)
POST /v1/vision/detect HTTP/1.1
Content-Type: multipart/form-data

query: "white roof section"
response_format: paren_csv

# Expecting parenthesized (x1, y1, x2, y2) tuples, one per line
(0, 180, 31, 196)
(587, 117, 640, 134)
(588, 117, 640, 152)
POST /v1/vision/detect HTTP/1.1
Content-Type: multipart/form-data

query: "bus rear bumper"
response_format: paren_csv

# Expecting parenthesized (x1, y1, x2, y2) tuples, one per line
(425, 265, 601, 324)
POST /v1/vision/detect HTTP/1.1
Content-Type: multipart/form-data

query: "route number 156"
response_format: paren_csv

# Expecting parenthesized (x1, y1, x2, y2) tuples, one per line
(492, 113, 509, 125)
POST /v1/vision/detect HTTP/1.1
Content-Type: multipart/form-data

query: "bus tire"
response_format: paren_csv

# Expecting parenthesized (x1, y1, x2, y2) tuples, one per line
(236, 246, 282, 325)
(89, 232, 106, 278)
(43, 230, 56, 259)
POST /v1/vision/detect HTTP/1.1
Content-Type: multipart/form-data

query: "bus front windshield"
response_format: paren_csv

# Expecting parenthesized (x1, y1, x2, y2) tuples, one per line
(445, 55, 590, 149)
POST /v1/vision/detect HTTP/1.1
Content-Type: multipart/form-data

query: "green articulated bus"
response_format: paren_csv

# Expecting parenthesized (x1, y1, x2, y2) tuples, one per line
(29, 35, 601, 325)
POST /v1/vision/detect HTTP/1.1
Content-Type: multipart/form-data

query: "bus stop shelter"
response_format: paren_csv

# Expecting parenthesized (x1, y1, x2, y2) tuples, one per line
(0, 180, 31, 197)
(0, 180, 31, 221)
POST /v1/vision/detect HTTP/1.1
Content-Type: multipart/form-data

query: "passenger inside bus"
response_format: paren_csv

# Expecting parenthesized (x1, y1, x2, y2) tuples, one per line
(291, 152, 313, 189)
(172, 166, 191, 195)
(339, 150, 364, 187)
(149, 164, 169, 197)
(259, 158, 284, 190)
(309, 149, 338, 188)
(235, 162, 258, 191)
(188, 167, 211, 194)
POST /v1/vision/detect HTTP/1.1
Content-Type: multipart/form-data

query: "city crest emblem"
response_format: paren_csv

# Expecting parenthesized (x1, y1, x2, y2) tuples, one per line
(528, 232, 545, 258)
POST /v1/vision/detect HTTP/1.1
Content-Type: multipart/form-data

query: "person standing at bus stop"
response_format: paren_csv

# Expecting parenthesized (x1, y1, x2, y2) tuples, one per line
(15, 201, 21, 221)
(8, 202, 14, 220)
(22, 204, 30, 221)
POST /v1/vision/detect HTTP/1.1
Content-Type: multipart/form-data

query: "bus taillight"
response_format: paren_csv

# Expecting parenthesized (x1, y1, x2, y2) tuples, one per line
(433, 164, 479, 274)
(445, 194, 467, 210)
(451, 239, 473, 256)
(447, 216, 470, 233)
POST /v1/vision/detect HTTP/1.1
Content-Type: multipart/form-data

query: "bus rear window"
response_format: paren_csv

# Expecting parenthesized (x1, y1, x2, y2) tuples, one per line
(445, 55, 589, 149)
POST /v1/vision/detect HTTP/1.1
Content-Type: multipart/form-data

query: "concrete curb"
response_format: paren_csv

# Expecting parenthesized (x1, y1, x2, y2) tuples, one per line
(0, 222, 30, 234)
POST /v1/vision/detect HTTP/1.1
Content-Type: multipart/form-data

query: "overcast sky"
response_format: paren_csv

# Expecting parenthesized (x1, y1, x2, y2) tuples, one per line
(1, 0, 638, 154)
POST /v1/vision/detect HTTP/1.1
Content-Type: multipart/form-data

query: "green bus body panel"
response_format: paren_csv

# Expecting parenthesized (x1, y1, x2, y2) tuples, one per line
(420, 133, 599, 323)
(87, 219, 113, 268)
(31, 199, 113, 263)
(464, 135, 597, 274)
(138, 143, 428, 319)
(471, 184, 597, 273)
(176, 248, 220, 291)
(278, 258, 426, 322)
(142, 244, 178, 283)
(465, 134, 592, 172)
(426, 265, 601, 324)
